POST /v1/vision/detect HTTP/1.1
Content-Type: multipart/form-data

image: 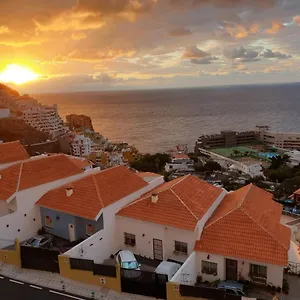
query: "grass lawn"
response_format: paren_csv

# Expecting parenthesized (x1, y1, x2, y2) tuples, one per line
(210, 146, 258, 157)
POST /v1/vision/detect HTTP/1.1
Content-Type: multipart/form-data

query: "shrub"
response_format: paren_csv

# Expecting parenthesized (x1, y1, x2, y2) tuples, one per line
(282, 279, 289, 294)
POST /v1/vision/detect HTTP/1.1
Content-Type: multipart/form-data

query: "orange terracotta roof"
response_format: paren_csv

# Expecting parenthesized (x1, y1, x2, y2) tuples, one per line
(0, 141, 29, 164)
(67, 156, 93, 169)
(0, 154, 84, 200)
(195, 184, 291, 266)
(117, 175, 223, 231)
(173, 153, 189, 159)
(137, 172, 161, 178)
(36, 165, 148, 220)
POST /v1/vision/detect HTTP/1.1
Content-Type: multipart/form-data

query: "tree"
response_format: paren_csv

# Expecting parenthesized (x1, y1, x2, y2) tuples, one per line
(274, 176, 300, 200)
(204, 160, 221, 172)
(188, 152, 198, 163)
(130, 153, 171, 173)
(270, 154, 290, 170)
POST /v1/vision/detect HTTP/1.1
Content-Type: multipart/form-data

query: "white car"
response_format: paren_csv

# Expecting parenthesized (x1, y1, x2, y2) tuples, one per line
(154, 261, 181, 281)
(116, 250, 141, 270)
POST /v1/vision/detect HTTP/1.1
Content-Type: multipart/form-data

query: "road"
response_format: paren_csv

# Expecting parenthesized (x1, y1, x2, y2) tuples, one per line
(0, 275, 92, 300)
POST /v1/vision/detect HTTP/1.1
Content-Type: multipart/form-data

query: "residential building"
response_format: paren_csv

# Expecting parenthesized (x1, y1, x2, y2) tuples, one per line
(69, 132, 92, 157)
(195, 130, 257, 151)
(0, 105, 10, 118)
(0, 154, 98, 242)
(165, 154, 194, 173)
(116, 175, 226, 263)
(20, 102, 67, 138)
(172, 184, 290, 288)
(66, 114, 94, 131)
(256, 126, 300, 150)
(67, 156, 94, 171)
(36, 166, 160, 242)
(285, 150, 300, 167)
(197, 147, 263, 177)
(0, 141, 29, 170)
(38, 167, 164, 261)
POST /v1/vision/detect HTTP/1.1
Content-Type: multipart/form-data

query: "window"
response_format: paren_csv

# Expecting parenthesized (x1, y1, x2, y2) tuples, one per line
(86, 224, 94, 236)
(174, 241, 188, 254)
(202, 260, 217, 275)
(250, 264, 267, 278)
(45, 216, 53, 228)
(124, 232, 136, 246)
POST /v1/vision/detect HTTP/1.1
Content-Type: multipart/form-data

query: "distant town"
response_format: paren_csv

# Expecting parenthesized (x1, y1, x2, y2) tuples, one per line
(1, 82, 300, 300)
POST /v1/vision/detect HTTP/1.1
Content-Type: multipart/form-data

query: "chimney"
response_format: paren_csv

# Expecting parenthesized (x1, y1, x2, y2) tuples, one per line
(151, 193, 158, 203)
(66, 187, 73, 197)
(0, 174, 1, 180)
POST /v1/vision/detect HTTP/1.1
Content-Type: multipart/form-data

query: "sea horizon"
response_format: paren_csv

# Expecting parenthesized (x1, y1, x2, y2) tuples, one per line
(35, 83, 300, 154)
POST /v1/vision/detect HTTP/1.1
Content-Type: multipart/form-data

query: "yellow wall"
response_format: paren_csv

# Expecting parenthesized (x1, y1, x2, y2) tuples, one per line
(0, 239, 21, 268)
(58, 255, 121, 293)
(167, 282, 208, 300)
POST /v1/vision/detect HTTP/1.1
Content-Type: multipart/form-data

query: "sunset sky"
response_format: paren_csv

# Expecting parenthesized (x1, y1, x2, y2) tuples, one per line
(1, 0, 300, 93)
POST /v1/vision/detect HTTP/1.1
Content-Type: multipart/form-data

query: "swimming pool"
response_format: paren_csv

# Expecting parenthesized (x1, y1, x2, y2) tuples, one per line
(258, 152, 278, 159)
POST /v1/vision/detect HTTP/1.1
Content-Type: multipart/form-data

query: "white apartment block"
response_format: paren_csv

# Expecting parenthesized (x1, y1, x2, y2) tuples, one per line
(21, 103, 67, 138)
(256, 126, 300, 150)
(71, 133, 92, 157)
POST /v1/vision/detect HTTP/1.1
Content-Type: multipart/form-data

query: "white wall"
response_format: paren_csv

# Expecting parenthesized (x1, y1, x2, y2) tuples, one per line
(0, 201, 9, 217)
(171, 251, 197, 285)
(196, 251, 284, 287)
(65, 176, 164, 263)
(115, 217, 197, 263)
(196, 189, 227, 238)
(0, 169, 100, 242)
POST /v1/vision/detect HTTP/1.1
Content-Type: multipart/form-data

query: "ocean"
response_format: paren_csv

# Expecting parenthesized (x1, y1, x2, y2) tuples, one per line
(35, 83, 300, 154)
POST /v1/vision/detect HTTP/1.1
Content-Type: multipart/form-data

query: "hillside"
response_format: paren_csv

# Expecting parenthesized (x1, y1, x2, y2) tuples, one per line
(0, 118, 49, 145)
(0, 83, 20, 97)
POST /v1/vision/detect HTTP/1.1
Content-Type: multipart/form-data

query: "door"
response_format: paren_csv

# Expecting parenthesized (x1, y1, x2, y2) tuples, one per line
(226, 258, 237, 281)
(153, 239, 163, 260)
(68, 224, 76, 242)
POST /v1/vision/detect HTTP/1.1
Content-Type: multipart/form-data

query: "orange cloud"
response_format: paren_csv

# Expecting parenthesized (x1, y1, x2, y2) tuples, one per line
(0, 26, 10, 34)
(34, 12, 105, 32)
(71, 32, 87, 40)
(249, 23, 259, 33)
(267, 21, 285, 34)
(222, 23, 259, 39)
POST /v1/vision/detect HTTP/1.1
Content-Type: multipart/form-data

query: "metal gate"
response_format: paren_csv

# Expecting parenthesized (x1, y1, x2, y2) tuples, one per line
(121, 268, 167, 299)
(20, 245, 60, 273)
(153, 238, 163, 261)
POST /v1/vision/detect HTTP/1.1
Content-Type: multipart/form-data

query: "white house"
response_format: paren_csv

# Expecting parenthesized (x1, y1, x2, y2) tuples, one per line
(70, 133, 92, 157)
(0, 141, 30, 170)
(165, 154, 194, 173)
(0, 154, 99, 243)
(61, 169, 164, 263)
(116, 175, 226, 263)
(172, 184, 290, 288)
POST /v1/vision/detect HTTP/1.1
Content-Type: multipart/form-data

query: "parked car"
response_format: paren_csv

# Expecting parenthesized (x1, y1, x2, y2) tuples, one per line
(217, 281, 245, 296)
(24, 234, 53, 248)
(116, 250, 141, 278)
(154, 261, 181, 281)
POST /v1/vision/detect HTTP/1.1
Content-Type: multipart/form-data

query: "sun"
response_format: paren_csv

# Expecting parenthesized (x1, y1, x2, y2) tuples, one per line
(0, 64, 39, 85)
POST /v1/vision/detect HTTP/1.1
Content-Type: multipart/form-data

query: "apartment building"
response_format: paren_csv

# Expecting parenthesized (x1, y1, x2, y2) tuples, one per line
(0, 105, 10, 119)
(195, 130, 257, 152)
(256, 126, 300, 150)
(66, 114, 94, 131)
(70, 132, 92, 157)
(20, 103, 67, 138)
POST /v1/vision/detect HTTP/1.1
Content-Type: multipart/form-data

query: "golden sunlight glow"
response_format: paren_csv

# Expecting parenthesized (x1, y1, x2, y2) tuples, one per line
(0, 64, 39, 85)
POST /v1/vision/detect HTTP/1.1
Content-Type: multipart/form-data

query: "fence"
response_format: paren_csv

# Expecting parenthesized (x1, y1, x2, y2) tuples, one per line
(69, 257, 117, 277)
(59, 255, 121, 293)
(120, 268, 168, 299)
(20, 245, 60, 273)
(180, 284, 241, 300)
(0, 239, 21, 268)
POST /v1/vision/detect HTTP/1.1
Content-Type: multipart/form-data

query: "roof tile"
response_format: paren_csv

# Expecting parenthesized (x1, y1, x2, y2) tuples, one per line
(117, 175, 223, 231)
(0, 141, 29, 164)
(195, 184, 291, 266)
(37, 165, 148, 220)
